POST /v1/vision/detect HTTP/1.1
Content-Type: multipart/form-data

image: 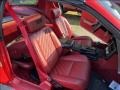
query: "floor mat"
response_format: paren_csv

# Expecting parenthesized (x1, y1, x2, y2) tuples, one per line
(87, 72, 112, 90)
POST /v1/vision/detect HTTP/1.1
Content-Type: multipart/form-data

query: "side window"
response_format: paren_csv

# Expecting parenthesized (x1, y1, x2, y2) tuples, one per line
(99, 0, 120, 20)
(8, 0, 38, 5)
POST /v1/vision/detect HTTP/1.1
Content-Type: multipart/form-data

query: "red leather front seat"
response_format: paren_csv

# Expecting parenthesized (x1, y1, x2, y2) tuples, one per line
(24, 14, 90, 90)
(52, 8, 92, 47)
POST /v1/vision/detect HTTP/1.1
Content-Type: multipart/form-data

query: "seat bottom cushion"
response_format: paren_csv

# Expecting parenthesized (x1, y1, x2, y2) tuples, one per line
(50, 53, 90, 90)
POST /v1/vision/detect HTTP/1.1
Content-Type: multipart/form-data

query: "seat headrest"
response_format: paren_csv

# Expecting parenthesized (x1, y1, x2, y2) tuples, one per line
(52, 8, 62, 18)
(24, 14, 45, 33)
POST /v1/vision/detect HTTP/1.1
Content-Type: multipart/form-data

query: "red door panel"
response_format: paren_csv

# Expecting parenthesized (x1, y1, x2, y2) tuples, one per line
(80, 11, 119, 82)
(80, 11, 112, 43)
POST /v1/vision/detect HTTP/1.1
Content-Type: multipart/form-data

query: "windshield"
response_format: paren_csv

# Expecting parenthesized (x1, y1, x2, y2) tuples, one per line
(99, 0, 120, 20)
(8, 0, 37, 5)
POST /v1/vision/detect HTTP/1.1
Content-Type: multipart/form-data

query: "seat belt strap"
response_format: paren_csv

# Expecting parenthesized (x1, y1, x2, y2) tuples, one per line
(5, 2, 49, 81)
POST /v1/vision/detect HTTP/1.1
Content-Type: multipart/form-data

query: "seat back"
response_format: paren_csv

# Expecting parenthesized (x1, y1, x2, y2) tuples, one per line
(24, 14, 62, 73)
(52, 8, 73, 38)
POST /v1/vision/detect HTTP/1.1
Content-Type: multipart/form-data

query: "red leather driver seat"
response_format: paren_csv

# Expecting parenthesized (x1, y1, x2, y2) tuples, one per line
(52, 8, 92, 47)
(24, 14, 90, 90)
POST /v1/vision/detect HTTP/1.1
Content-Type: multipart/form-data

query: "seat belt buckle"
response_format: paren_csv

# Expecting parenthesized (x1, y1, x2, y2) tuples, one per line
(48, 77, 63, 89)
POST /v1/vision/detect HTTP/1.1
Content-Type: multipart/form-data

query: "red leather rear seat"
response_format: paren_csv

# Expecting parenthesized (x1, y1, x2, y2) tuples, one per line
(52, 8, 92, 47)
(8, 40, 33, 69)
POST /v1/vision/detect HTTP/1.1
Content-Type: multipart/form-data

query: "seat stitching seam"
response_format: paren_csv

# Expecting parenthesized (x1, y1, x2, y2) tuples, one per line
(68, 61, 74, 76)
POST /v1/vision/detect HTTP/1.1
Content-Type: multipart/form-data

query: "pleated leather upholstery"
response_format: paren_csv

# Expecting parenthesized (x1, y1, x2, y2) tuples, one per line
(30, 27, 62, 73)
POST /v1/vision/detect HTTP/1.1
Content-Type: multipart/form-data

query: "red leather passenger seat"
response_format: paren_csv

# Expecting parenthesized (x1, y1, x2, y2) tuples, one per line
(14, 14, 90, 90)
(52, 8, 92, 47)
